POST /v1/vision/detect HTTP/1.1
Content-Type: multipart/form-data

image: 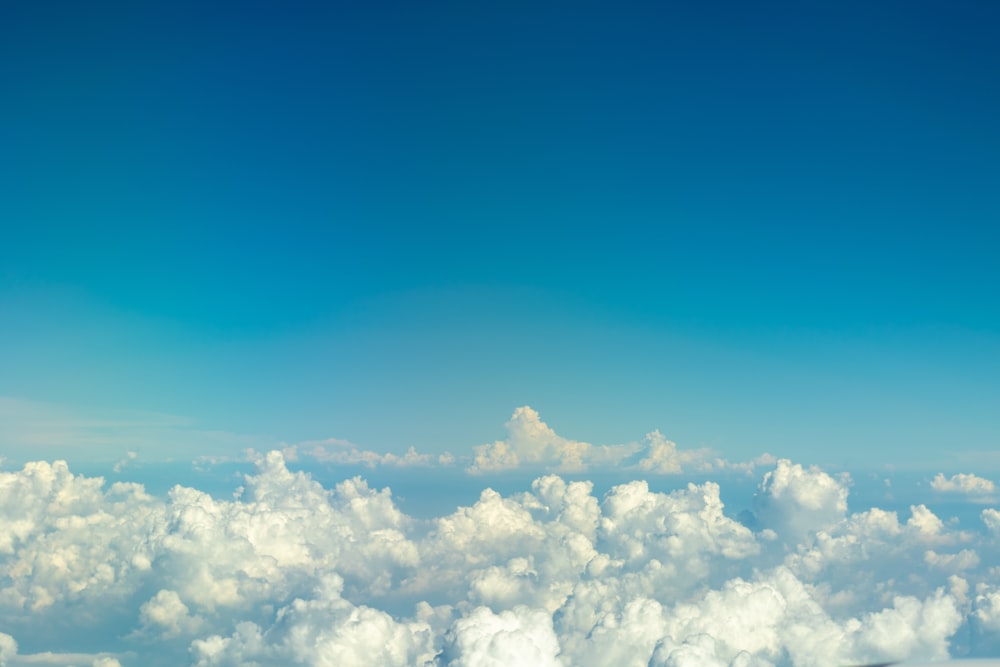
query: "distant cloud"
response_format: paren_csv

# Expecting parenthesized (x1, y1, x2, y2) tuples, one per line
(288, 439, 454, 468)
(636, 430, 707, 474)
(925, 549, 980, 572)
(468, 406, 611, 474)
(467, 406, 770, 476)
(931, 473, 996, 501)
(2, 398, 768, 478)
(112, 451, 138, 474)
(982, 508, 1000, 535)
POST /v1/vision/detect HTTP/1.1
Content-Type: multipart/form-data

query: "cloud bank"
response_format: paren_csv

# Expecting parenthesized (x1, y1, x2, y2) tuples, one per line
(2, 411, 1000, 665)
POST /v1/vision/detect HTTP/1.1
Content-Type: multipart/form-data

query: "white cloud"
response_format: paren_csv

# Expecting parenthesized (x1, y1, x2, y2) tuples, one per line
(655, 568, 961, 666)
(190, 574, 436, 667)
(112, 451, 137, 474)
(0, 633, 15, 667)
(931, 473, 996, 501)
(636, 430, 708, 474)
(468, 406, 607, 473)
(290, 439, 452, 469)
(925, 549, 981, 572)
(3, 445, 999, 666)
(467, 407, 767, 475)
(983, 508, 1000, 535)
(91, 659, 123, 667)
(3, 652, 124, 667)
(754, 459, 849, 542)
(650, 634, 769, 667)
(137, 590, 204, 638)
(0, 460, 162, 613)
(443, 605, 564, 667)
(2, 399, 769, 478)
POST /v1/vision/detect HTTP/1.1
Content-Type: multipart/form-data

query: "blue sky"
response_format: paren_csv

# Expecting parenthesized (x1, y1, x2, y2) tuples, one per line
(2, 0, 999, 468)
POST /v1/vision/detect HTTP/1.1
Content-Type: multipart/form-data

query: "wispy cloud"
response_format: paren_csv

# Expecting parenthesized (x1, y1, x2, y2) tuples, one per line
(285, 438, 454, 468)
(0, 397, 272, 464)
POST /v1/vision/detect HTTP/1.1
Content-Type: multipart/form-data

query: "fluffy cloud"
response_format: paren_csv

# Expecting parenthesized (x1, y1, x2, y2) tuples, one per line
(932, 473, 996, 501)
(636, 430, 712, 474)
(468, 406, 607, 473)
(138, 590, 204, 638)
(753, 459, 849, 542)
(0, 460, 161, 615)
(0, 633, 15, 667)
(3, 440, 1000, 666)
(983, 508, 1000, 535)
(442, 606, 564, 667)
(467, 407, 767, 475)
(92, 659, 124, 667)
(190, 575, 436, 667)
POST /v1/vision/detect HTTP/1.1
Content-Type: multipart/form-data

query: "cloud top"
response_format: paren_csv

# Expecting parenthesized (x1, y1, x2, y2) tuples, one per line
(467, 406, 769, 475)
(931, 473, 996, 501)
(3, 413, 1000, 666)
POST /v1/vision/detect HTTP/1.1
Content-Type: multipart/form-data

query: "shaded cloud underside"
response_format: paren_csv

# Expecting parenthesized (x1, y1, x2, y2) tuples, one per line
(1, 448, 1000, 667)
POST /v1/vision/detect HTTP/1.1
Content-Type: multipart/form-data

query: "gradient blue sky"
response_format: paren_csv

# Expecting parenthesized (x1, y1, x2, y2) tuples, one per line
(2, 0, 998, 468)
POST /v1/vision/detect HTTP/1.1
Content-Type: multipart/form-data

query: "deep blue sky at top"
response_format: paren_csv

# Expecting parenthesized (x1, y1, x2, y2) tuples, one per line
(1, 1, 998, 465)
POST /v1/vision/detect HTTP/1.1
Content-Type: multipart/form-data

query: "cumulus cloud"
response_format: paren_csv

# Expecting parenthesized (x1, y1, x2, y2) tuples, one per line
(442, 605, 564, 667)
(137, 590, 204, 638)
(0, 633, 15, 667)
(753, 459, 849, 542)
(636, 430, 710, 474)
(468, 406, 606, 473)
(932, 473, 996, 502)
(983, 508, 1000, 535)
(467, 406, 768, 475)
(92, 659, 123, 667)
(3, 444, 1000, 666)
(190, 575, 436, 667)
(925, 549, 980, 572)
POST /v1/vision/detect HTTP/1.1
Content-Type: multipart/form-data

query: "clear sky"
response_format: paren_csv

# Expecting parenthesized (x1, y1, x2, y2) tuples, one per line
(2, 0, 999, 468)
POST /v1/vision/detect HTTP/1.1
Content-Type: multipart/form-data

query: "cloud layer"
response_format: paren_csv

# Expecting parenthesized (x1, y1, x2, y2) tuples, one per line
(0, 461, 995, 665)
(3, 414, 1000, 665)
